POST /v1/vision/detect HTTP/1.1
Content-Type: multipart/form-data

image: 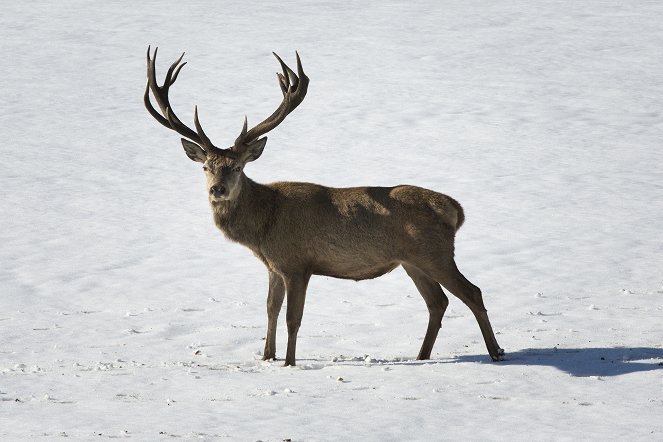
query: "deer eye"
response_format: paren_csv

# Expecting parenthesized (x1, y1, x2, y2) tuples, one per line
(202, 165, 209, 172)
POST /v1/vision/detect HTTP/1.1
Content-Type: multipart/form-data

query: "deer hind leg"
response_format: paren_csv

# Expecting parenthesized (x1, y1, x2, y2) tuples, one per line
(442, 265, 503, 361)
(402, 263, 449, 360)
(417, 257, 504, 361)
(263, 271, 285, 361)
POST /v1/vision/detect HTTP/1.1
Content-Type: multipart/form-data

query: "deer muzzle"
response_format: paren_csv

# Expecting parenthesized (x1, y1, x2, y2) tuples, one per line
(209, 184, 227, 198)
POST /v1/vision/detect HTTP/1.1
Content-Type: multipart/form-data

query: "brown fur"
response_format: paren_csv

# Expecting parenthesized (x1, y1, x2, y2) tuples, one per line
(144, 48, 502, 366)
(209, 171, 503, 365)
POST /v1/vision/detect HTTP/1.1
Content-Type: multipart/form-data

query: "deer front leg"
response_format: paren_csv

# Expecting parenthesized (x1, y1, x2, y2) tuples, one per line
(282, 272, 311, 366)
(263, 271, 285, 361)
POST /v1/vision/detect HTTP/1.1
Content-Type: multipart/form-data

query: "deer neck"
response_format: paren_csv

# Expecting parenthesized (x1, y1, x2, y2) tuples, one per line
(210, 175, 275, 250)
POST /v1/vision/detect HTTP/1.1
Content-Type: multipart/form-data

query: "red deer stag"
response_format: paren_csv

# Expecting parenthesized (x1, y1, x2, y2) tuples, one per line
(144, 47, 504, 366)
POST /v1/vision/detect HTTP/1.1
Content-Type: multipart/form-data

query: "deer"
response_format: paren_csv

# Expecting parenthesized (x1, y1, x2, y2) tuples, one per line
(144, 46, 504, 366)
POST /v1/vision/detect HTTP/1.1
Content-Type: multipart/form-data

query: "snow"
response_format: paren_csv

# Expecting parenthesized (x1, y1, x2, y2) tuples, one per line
(1, 0, 662, 440)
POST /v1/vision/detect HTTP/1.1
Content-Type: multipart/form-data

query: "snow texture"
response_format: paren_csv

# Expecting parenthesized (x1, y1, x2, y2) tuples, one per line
(1, 1, 662, 440)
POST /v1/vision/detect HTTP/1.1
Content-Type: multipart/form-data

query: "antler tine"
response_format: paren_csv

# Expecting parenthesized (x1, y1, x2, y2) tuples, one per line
(144, 47, 171, 129)
(164, 52, 186, 86)
(295, 51, 305, 79)
(144, 46, 219, 153)
(233, 116, 250, 147)
(235, 52, 309, 148)
(193, 106, 215, 150)
(273, 52, 298, 91)
(276, 73, 288, 96)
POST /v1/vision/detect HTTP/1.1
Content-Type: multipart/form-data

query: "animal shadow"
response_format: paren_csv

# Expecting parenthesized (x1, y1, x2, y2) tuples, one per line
(451, 346, 663, 377)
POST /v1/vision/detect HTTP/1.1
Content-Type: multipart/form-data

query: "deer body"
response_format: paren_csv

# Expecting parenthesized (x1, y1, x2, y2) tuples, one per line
(215, 179, 462, 280)
(144, 47, 504, 366)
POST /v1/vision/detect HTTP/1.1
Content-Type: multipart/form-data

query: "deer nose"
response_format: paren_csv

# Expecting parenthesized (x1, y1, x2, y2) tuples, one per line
(210, 184, 226, 197)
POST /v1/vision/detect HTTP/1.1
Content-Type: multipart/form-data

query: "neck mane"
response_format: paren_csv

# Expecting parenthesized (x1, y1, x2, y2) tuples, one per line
(210, 175, 276, 251)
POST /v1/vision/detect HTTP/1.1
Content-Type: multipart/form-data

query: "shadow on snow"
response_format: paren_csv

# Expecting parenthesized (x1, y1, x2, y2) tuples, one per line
(442, 346, 663, 377)
(300, 347, 663, 377)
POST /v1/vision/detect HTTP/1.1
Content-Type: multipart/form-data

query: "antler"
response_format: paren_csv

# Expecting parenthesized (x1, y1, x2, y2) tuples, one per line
(234, 52, 309, 148)
(144, 46, 222, 155)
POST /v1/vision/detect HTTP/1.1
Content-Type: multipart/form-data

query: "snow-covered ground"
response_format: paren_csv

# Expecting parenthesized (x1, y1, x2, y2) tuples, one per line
(2, 1, 662, 440)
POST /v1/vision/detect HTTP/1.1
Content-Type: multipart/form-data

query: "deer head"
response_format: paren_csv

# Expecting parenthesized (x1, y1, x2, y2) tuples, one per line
(144, 47, 309, 202)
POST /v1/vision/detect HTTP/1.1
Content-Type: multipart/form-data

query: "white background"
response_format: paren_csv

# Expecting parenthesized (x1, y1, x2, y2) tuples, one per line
(1, 1, 662, 440)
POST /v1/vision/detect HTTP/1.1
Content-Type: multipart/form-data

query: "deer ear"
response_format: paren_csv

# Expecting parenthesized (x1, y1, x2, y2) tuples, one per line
(239, 137, 267, 163)
(181, 139, 207, 163)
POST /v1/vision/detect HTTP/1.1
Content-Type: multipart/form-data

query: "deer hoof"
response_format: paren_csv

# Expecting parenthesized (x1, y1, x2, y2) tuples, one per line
(491, 348, 505, 361)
